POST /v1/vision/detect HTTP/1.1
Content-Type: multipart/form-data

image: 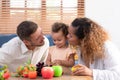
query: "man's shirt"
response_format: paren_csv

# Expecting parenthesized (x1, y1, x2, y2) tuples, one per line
(0, 36, 49, 72)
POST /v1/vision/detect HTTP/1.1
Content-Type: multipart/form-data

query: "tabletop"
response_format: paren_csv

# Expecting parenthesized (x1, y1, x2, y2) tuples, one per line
(9, 75, 92, 80)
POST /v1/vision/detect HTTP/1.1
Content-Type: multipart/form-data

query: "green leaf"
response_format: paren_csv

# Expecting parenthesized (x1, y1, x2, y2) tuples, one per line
(0, 65, 8, 71)
(27, 59, 31, 65)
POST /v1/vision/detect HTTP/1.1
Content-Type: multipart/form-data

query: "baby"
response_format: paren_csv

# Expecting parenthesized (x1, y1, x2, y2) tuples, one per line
(46, 22, 75, 74)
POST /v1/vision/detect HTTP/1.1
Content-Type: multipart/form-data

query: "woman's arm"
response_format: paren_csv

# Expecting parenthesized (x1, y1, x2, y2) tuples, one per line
(92, 41, 120, 80)
(72, 41, 120, 80)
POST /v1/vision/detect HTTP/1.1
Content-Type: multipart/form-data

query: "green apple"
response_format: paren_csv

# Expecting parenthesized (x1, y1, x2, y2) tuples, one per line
(52, 65, 63, 77)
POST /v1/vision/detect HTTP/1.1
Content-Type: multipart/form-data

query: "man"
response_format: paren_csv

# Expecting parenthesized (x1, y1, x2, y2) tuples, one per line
(0, 21, 49, 72)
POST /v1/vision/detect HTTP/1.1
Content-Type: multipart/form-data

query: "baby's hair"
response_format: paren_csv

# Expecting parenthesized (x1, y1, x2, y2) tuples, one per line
(52, 22, 68, 37)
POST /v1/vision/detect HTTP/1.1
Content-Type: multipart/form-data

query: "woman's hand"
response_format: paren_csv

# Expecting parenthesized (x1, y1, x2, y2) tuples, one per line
(72, 64, 93, 77)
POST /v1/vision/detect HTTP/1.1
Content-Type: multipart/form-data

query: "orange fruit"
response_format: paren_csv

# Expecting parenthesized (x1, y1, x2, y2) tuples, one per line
(71, 65, 81, 72)
(28, 71, 37, 79)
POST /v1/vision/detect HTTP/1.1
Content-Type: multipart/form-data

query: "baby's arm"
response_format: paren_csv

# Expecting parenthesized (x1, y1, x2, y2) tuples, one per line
(52, 53, 75, 67)
(63, 53, 75, 67)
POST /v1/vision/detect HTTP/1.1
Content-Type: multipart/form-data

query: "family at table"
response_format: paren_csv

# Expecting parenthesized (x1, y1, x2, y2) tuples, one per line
(0, 17, 120, 80)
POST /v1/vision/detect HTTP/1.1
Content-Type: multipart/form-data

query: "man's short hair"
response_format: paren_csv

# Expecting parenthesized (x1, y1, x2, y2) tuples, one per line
(17, 21, 38, 40)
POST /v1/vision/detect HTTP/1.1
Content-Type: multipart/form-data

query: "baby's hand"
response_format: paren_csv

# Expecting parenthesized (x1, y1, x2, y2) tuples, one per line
(68, 53, 76, 60)
(52, 60, 62, 65)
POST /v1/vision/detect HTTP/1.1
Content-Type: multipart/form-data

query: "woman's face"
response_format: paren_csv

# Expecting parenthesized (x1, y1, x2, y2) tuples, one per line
(67, 26, 80, 46)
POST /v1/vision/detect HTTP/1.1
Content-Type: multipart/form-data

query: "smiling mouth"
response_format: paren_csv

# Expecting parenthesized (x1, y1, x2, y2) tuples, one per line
(39, 40, 44, 43)
(40, 41, 44, 45)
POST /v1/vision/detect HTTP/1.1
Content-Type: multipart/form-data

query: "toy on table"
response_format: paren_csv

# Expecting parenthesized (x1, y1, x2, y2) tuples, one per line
(36, 62, 63, 79)
(41, 66, 54, 79)
(52, 65, 63, 77)
(71, 65, 81, 72)
(0, 65, 10, 80)
(15, 60, 37, 79)
(69, 45, 79, 64)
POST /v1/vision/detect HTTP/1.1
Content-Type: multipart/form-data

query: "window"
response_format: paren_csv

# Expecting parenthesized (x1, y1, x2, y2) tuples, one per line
(0, 0, 84, 34)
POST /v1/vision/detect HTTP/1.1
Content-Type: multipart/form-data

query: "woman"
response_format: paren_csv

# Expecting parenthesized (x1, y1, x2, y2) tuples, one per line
(67, 17, 120, 80)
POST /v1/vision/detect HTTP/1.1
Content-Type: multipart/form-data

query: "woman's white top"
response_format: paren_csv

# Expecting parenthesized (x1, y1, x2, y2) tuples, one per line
(77, 40, 120, 80)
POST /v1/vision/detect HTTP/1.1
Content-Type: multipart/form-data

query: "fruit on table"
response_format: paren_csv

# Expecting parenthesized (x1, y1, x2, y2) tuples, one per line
(16, 64, 37, 77)
(71, 65, 81, 72)
(3, 71, 10, 79)
(22, 72, 28, 78)
(52, 65, 63, 77)
(36, 62, 44, 76)
(41, 67, 54, 79)
(28, 71, 37, 79)
(17, 65, 24, 76)
(16, 60, 37, 78)
(0, 65, 10, 80)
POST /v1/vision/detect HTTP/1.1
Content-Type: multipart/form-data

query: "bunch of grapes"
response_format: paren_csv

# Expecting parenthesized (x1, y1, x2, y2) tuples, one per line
(36, 62, 45, 76)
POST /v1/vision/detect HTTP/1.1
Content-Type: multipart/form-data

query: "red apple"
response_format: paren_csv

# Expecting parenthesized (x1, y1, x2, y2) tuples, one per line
(41, 67, 54, 79)
(3, 72, 10, 79)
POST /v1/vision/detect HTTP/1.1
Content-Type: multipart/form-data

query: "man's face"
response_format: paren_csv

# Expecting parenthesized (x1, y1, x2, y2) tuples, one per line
(29, 27, 45, 47)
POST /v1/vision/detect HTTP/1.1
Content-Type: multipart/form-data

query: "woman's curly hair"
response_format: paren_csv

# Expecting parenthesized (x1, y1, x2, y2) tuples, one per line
(71, 17, 109, 67)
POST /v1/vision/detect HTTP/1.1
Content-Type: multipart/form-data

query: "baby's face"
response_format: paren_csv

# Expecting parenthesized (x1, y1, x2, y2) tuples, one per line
(52, 31, 67, 48)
